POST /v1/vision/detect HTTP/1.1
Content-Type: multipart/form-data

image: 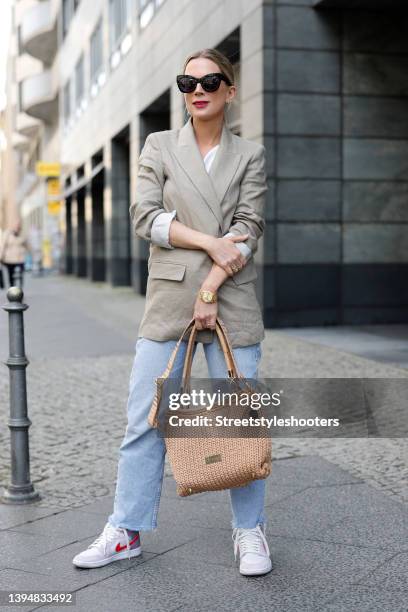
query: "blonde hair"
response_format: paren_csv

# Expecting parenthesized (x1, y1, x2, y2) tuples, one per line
(182, 48, 235, 86)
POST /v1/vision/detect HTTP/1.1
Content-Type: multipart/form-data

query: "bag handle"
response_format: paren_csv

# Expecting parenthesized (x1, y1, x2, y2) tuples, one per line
(215, 317, 243, 379)
(147, 318, 196, 427)
(180, 318, 242, 395)
(148, 317, 249, 427)
(180, 317, 256, 398)
(179, 321, 199, 394)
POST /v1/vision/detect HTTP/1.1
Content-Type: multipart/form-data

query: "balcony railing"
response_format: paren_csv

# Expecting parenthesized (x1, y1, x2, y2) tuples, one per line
(16, 112, 42, 137)
(20, 1, 57, 65)
(11, 131, 30, 151)
(21, 69, 58, 123)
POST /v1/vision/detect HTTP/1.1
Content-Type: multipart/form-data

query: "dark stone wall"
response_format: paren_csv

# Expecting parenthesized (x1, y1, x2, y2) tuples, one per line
(263, 1, 408, 327)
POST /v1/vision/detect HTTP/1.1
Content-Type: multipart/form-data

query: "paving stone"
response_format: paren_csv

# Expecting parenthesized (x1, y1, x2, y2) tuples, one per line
(35, 579, 181, 612)
(67, 555, 243, 611)
(138, 518, 205, 555)
(356, 551, 408, 591)
(0, 530, 74, 568)
(149, 531, 394, 588)
(0, 504, 63, 531)
(156, 495, 233, 531)
(267, 455, 362, 488)
(7, 535, 157, 590)
(0, 568, 76, 612)
(323, 585, 408, 611)
(267, 484, 408, 551)
(178, 586, 343, 612)
(265, 535, 394, 588)
(74, 497, 115, 516)
(10, 510, 107, 544)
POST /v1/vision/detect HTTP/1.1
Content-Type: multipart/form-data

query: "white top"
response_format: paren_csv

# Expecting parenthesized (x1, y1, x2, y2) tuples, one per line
(203, 145, 220, 173)
(149, 143, 251, 258)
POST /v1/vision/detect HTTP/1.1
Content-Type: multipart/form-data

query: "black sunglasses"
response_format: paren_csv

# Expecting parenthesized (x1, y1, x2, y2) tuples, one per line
(176, 72, 232, 93)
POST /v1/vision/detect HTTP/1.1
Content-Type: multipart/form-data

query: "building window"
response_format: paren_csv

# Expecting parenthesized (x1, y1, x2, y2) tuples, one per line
(75, 55, 86, 113)
(18, 82, 23, 114)
(109, 0, 131, 50)
(90, 18, 106, 97)
(139, 0, 166, 30)
(62, 0, 80, 38)
(109, 0, 132, 69)
(63, 79, 71, 126)
(91, 18, 103, 81)
(17, 24, 22, 56)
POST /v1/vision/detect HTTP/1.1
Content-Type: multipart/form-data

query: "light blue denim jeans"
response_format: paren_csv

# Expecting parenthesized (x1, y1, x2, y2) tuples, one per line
(108, 334, 266, 531)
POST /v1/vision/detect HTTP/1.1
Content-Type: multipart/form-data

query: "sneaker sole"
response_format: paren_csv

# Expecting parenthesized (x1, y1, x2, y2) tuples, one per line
(72, 546, 142, 568)
(239, 559, 273, 576)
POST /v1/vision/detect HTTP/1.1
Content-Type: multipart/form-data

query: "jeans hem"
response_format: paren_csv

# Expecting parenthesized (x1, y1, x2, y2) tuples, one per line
(231, 520, 265, 529)
(108, 519, 159, 532)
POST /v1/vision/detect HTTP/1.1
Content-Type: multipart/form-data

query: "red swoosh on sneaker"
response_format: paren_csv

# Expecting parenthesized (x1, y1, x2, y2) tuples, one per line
(115, 534, 140, 553)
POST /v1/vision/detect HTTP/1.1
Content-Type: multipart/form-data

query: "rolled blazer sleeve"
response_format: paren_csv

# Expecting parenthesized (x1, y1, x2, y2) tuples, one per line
(151, 210, 177, 249)
(223, 231, 252, 260)
(130, 133, 168, 242)
(226, 144, 267, 256)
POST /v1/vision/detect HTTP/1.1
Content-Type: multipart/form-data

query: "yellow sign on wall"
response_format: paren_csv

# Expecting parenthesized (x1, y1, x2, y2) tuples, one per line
(48, 201, 61, 215)
(47, 178, 60, 197)
(36, 162, 61, 177)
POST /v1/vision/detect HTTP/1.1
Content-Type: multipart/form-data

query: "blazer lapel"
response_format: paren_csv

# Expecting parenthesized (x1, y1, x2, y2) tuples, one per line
(173, 116, 242, 230)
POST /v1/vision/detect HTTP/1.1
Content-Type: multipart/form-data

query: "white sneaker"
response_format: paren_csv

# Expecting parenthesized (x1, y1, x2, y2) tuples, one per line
(72, 522, 142, 568)
(232, 523, 272, 576)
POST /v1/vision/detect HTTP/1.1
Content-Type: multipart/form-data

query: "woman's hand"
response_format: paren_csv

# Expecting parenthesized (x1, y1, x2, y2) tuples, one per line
(193, 294, 218, 330)
(206, 234, 249, 276)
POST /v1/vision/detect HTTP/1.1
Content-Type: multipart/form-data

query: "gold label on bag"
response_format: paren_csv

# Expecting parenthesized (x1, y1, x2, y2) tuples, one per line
(205, 454, 222, 464)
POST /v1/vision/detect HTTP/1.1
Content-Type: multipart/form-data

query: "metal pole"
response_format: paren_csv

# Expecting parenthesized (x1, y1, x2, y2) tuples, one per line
(13, 265, 23, 289)
(1, 286, 40, 504)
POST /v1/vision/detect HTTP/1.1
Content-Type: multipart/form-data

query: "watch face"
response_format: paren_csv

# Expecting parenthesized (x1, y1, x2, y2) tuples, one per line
(201, 290, 213, 303)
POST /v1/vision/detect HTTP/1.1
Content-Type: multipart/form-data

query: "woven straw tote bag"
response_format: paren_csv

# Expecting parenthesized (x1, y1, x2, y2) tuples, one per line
(147, 317, 272, 496)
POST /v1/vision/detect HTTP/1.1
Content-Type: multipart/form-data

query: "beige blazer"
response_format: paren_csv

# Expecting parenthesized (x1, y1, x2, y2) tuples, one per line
(130, 116, 267, 348)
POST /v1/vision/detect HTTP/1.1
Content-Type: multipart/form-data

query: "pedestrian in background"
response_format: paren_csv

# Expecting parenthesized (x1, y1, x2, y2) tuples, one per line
(0, 219, 31, 289)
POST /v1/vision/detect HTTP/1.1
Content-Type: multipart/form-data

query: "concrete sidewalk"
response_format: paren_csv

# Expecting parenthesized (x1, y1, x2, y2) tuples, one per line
(0, 273, 407, 611)
(0, 456, 407, 611)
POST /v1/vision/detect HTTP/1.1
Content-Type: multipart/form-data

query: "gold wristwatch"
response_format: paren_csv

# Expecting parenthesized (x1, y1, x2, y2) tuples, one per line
(199, 289, 217, 304)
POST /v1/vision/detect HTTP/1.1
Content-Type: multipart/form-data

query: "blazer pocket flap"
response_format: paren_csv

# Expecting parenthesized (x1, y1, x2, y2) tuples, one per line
(232, 263, 258, 285)
(149, 261, 186, 281)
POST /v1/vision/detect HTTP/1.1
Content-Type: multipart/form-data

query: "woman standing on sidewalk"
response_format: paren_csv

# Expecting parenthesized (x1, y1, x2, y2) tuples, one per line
(73, 48, 272, 576)
(0, 219, 30, 289)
